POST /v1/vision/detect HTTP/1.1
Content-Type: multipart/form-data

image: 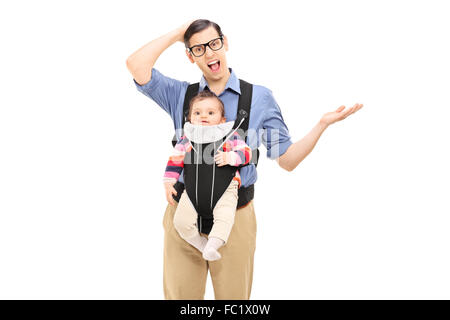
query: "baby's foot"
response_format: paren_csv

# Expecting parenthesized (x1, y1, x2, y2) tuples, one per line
(202, 237, 225, 261)
(196, 236, 208, 252)
(202, 247, 222, 261)
(186, 234, 208, 253)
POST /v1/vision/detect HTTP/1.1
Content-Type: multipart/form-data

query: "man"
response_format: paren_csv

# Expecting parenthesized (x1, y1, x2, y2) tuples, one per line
(126, 19, 363, 300)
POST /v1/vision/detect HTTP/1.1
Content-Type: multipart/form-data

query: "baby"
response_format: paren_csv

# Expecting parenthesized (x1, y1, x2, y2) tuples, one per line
(163, 90, 251, 261)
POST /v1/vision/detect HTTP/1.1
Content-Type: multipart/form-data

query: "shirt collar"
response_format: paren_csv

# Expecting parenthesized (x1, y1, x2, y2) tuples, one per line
(199, 68, 241, 95)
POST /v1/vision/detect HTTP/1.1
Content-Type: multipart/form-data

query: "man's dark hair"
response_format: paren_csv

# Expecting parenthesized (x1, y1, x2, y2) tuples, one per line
(184, 19, 223, 48)
(187, 90, 225, 122)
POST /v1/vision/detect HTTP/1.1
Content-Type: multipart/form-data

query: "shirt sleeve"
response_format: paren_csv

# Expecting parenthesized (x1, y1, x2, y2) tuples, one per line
(133, 68, 189, 121)
(261, 89, 293, 159)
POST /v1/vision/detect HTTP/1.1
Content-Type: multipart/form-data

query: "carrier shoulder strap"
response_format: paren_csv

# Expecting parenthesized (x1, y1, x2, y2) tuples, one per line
(171, 83, 199, 147)
(234, 80, 259, 167)
(235, 79, 252, 133)
(182, 82, 200, 129)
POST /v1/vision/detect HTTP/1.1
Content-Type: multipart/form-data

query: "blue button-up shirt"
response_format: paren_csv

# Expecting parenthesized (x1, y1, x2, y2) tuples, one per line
(134, 68, 292, 187)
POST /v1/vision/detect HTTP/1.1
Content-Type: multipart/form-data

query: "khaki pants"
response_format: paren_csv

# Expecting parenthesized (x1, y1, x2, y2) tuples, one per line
(173, 179, 239, 244)
(163, 199, 257, 300)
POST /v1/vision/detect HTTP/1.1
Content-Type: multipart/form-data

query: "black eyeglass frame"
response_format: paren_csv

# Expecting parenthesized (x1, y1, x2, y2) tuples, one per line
(187, 36, 224, 57)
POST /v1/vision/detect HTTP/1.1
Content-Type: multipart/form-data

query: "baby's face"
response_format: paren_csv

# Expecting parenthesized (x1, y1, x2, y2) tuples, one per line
(190, 98, 226, 126)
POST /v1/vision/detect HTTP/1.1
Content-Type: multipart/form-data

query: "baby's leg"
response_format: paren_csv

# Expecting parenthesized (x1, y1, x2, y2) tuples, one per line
(203, 179, 239, 261)
(173, 190, 207, 253)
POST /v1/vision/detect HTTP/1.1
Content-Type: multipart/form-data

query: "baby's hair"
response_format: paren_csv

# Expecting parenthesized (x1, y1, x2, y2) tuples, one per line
(187, 90, 225, 122)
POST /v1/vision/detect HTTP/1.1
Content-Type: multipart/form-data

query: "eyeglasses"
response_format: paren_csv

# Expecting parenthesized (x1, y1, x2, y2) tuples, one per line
(187, 36, 224, 57)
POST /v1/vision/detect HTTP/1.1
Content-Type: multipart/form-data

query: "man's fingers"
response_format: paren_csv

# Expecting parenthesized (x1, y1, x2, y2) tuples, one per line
(336, 105, 346, 112)
(342, 106, 355, 118)
(354, 103, 363, 113)
(171, 187, 177, 196)
(330, 103, 363, 122)
(349, 103, 363, 114)
(336, 103, 363, 117)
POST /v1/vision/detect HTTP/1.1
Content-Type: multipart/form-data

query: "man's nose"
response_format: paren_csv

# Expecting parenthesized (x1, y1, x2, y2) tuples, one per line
(204, 45, 215, 57)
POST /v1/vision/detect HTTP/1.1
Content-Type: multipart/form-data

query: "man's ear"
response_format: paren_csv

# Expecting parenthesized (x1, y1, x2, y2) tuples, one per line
(185, 49, 195, 63)
(223, 35, 229, 52)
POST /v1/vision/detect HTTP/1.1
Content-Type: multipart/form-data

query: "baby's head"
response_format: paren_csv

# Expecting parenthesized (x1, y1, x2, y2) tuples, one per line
(187, 90, 226, 126)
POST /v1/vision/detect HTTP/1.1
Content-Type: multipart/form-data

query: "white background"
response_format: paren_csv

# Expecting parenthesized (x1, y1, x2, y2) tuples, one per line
(1, 0, 449, 299)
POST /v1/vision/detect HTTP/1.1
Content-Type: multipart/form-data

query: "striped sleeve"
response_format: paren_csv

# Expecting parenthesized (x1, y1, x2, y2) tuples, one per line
(163, 136, 191, 182)
(222, 132, 252, 166)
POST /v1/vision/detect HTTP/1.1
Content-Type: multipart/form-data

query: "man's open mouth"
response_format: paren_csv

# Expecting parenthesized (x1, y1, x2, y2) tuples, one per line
(207, 59, 220, 72)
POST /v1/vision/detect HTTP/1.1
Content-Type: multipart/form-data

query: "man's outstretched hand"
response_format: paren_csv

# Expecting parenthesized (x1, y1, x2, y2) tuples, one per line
(320, 103, 364, 126)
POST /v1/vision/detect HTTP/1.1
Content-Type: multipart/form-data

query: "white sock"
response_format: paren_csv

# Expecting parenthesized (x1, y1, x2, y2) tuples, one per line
(202, 237, 225, 261)
(184, 233, 208, 253)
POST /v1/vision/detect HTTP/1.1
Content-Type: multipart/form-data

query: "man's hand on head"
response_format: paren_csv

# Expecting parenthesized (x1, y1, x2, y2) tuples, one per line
(176, 19, 196, 43)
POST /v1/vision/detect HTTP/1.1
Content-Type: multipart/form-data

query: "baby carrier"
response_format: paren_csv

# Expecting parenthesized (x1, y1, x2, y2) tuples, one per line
(171, 79, 259, 234)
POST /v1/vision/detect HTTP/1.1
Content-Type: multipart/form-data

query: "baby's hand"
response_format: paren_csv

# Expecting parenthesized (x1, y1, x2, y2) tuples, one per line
(214, 151, 233, 167)
(164, 181, 177, 205)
